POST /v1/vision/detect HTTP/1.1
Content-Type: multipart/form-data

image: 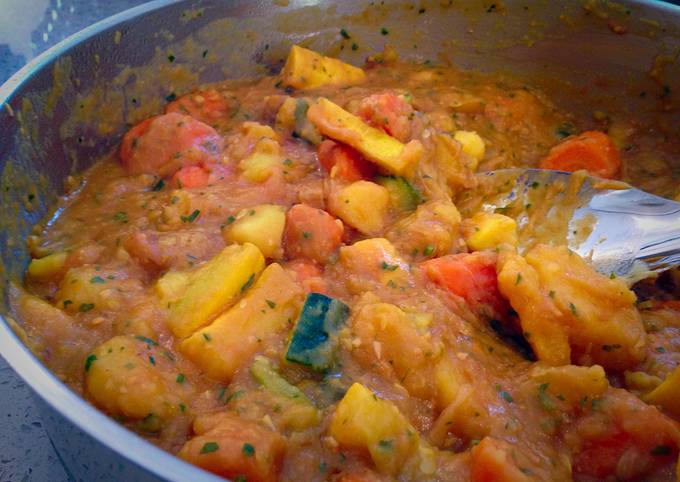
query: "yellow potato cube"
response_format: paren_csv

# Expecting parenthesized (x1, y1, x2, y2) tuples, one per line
(329, 382, 420, 475)
(224, 204, 286, 259)
(529, 363, 608, 406)
(329, 181, 390, 235)
(643, 366, 680, 418)
(180, 263, 304, 381)
(464, 212, 518, 251)
(156, 243, 265, 338)
(454, 130, 485, 166)
(27, 252, 67, 280)
(281, 45, 366, 90)
(275, 97, 297, 132)
(339, 238, 411, 291)
(307, 98, 423, 177)
(432, 133, 477, 191)
(85, 336, 184, 420)
(239, 137, 282, 182)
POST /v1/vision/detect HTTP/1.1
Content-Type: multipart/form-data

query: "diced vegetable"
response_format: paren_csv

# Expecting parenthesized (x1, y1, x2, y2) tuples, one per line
(431, 133, 477, 192)
(284, 259, 328, 294)
(464, 212, 518, 251)
(329, 382, 420, 475)
(239, 137, 282, 182)
(317, 139, 376, 182)
(470, 437, 532, 482)
(120, 113, 223, 176)
(55, 265, 141, 313)
(453, 130, 485, 166)
(376, 175, 422, 211)
(307, 98, 424, 177)
(170, 165, 211, 189)
(328, 180, 390, 235)
(165, 88, 231, 124)
(339, 238, 411, 292)
(223, 204, 287, 259)
(178, 412, 286, 482)
(643, 366, 680, 418)
(351, 302, 439, 398)
(281, 45, 366, 90)
(496, 250, 571, 366)
(286, 292, 350, 372)
(293, 98, 323, 144)
(283, 204, 344, 263)
(529, 364, 608, 407)
(27, 251, 67, 280)
(156, 243, 265, 338)
(180, 263, 304, 380)
(386, 200, 462, 259)
(422, 252, 505, 314)
(357, 92, 414, 142)
(250, 356, 320, 430)
(85, 336, 184, 421)
(539, 130, 621, 179)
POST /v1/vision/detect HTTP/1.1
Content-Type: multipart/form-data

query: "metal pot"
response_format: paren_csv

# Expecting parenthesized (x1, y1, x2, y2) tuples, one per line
(1, 1, 679, 480)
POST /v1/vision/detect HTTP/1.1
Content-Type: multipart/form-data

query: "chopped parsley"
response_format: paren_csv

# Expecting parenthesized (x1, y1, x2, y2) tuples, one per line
(165, 92, 177, 102)
(496, 385, 514, 403)
(84, 354, 97, 371)
(241, 274, 255, 292)
(515, 273, 522, 285)
(181, 209, 201, 223)
(167, 54, 176, 62)
(135, 336, 158, 346)
(63, 300, 73, 308)
(203, 333, 212, 342)
(202, 49, 209, 58)
(351, 43, 359, 51)
(381, 261, 399, 271)
(655, 346, 666, 353)
(302, 231, 312, 239)
(569, 302, 578, 316)
(200, 442, 219, 454)
(423, 244, 435, 256)
(148, 355, 156, 365)
(90, 276, 106, 284)
(113, 211, 128, 223)
(266, 299, 277, 309)
(378, 439, 394, 451)
(176, 373, 186, 384)
(151, 179, 165, 191)
(242, 443, 255, 457)
(537, 383, 554, 411)
(650, 444, 672, 456)
(79, 303, 95, 313)
(340, 28, 350, 39)
(381, 27, 389, 35)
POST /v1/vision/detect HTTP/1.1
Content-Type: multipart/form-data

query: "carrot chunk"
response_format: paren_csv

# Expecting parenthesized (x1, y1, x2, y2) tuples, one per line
(284, 204, 344, 264)
(170, 165, 211, 189)
(539, 130, 621, 179)
(166, 88, 231, 124)
(317, 140, 376, 182)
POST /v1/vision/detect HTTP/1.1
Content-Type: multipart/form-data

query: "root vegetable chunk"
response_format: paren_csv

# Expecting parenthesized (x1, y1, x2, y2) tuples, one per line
(223, 205, 287, 259)
(281, 45, 366, 90)
(329, 181, 390, 235)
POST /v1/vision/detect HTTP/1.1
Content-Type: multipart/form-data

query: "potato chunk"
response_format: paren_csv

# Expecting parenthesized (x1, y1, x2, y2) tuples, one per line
(329, 181, 390, 235)
(498, 245, 646, 370)
(180, 263, 304, 381)
(281, 45, 366, 90)
(643, 366, 680, 418)
(463, 212, 518, 251)
(529, 363, 609, 406)
(85, 336, 184, 420)
(307, 98, 423, 177)
(453, 130, 485, 166)
(27, 252, 67, 280)
(470, 438, 531, 482)
(431, 133, 477, 192)
(179, 412, 286, 482)
(156, 243, 265, 338)
(223, 204, 286, 259)
(351, 302, 440, 398)
(338, 238, 411, 293)
(329, 383, 420, 475)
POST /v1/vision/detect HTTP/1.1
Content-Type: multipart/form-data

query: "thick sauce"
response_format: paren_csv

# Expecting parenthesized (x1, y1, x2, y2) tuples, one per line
(13, 46, 680, 482)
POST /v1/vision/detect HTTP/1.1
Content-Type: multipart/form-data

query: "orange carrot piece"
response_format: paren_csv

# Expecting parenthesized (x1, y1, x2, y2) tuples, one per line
(170, 165, 211, 189)
(317, 140, 376, 182)
(284, 204, 344, 264)
(539, 130, 621, 179)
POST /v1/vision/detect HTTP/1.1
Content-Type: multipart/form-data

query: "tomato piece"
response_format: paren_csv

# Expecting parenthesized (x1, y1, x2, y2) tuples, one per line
(470, 438, 531, 482)
(284, 204, 344, 264)
(422, 252, 505, 313)
(317, 140, 376, 182)
(284, 259, 328, 294)
(119, 112, 223, 176)
(170, 165, 211, 189)
(357, 91, 414, 142)
(540, 130, 621, 179)
(166, 88, 231, 124)
(573, 432, 632, 479)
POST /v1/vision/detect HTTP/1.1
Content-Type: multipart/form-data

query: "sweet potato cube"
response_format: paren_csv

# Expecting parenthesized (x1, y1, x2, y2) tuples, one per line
(464, 212, 518, 251)
(156, 243, 265, 338)
(329, 181, 390, 235)
(180, 263, 304, 381)
(307, 98, 423, 177)
(281, 45, 366, 90)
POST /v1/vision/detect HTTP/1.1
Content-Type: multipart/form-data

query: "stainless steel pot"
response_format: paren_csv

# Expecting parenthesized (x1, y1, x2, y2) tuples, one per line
(1, 1, 679, 480)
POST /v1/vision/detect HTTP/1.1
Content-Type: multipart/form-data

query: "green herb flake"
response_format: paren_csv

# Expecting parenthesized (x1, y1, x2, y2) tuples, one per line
(90, 276, 106, 284)
(423, 245, 435, 256)
(200, 442, 219, 454)
(496, 386, 514, 403)
(381, 261, 399, 271)
(181, 209, 201, 223)
(84, 354, 97, 371)
(548, 290, 556, 298)
(63, 300, 73, 308)
(538, 383, 554, 411)
(241, 274, 255, 292)
(515, 273, 522, 285)
(319, 461, 328, 473)
(79, 303, 95, 313)
(655, 346, 667, 353)
(650, 444, 672, 456)
(590, 398, 604, 411)
(148, 355, 156, 365)
(179, 402, 186, 412)
(569, 302, 578, 316)
(135, 336, 159, 346)
(302, 231, 312, 239)
(351, 43, 359, 51)
(113, 211, 128, 223)
(242, 443, 255, 457)
(152, 179, 165, 191)
(340, 28, 350, 39)
(378, 439, 394, 451)
(203, 333, 212, 342)
(234, 476, 247, 482)
(167, 54, 176, 62)
(202, 49, 208, 58)
(176, 373, 186, 384)
(381, 27, 389, 35)
(266, 299, 277, 309)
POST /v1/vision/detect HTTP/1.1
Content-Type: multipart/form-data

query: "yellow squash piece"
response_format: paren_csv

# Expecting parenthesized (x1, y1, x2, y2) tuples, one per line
(329, 180, 390, 235)
(454, 130, 485, 166)
(329, 382, 420, 475)
(281, 45, 366, 90)
(27, 252, 67, 280)
(239, 138, 282, 183)
(307, 98, 423, 177)
(223, 204, 287, 259)
(529, 363, 609, 406)
(156, 243, 265, 338)
(464, 212, 518, 251)
(643, 366, 680, 418)
(180, 263, 304, 381)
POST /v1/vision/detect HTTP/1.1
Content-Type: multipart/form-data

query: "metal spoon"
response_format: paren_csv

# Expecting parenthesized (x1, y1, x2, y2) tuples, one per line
(456, 168, 680, 283)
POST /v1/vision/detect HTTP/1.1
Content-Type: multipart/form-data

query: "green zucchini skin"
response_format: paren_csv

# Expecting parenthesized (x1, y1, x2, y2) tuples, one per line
(285, 292, 350, 372)
(376, 175, 423, 211)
